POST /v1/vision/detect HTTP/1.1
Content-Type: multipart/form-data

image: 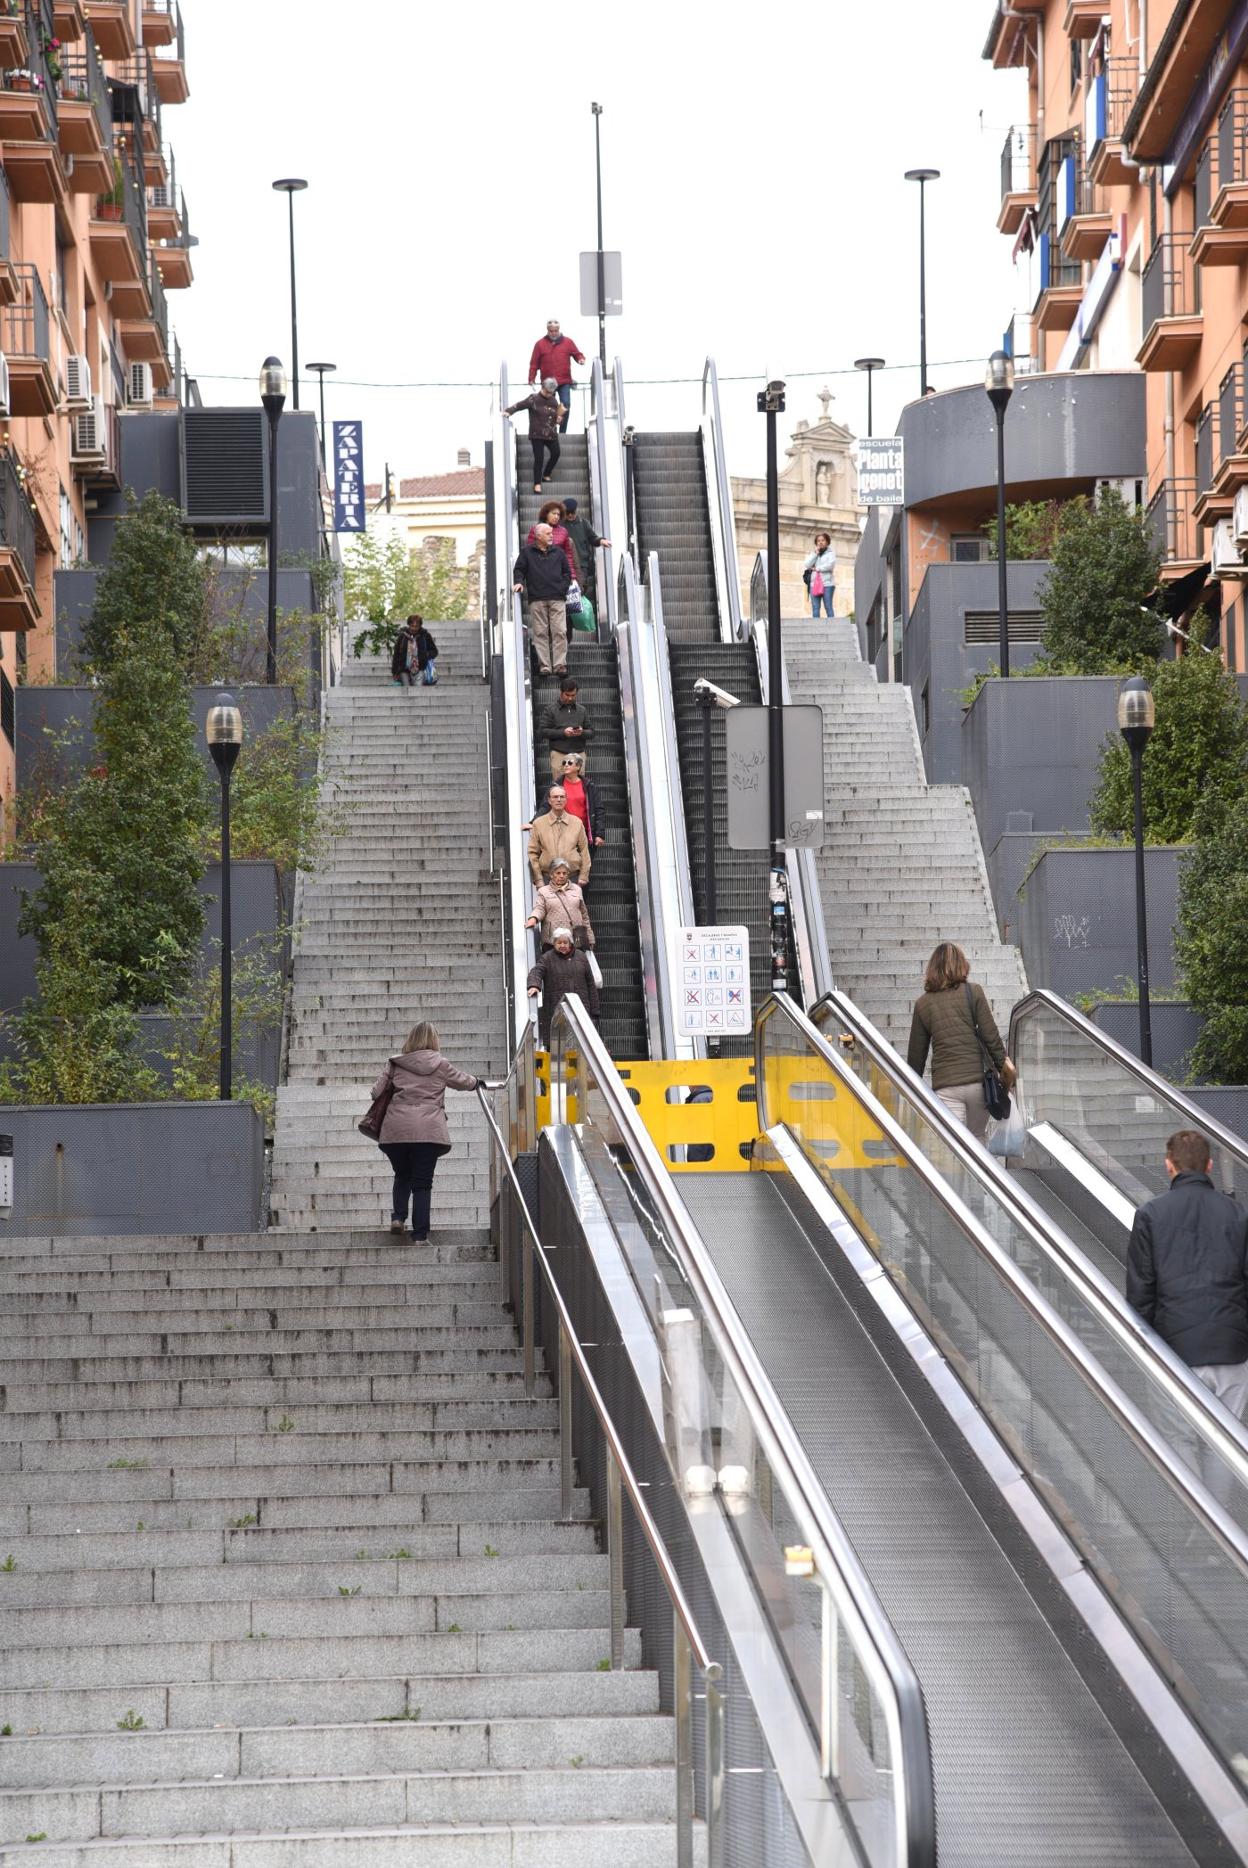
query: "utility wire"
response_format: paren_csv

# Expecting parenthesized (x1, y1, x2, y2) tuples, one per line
(186, 355, 995, 392)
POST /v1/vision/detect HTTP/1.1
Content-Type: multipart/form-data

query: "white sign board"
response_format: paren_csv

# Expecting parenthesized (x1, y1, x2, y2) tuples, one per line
(857, 435, 904, 507)
(674, 927, 751, 1039)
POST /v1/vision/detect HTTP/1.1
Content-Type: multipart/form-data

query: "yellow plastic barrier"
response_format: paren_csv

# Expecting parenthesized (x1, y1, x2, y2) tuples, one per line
(614, 1059, 759, 1173)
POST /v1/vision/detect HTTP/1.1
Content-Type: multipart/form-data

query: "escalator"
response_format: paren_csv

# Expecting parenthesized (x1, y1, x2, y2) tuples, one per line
(548, 994, 1248, 1866)
(511, 430, 647, 1059)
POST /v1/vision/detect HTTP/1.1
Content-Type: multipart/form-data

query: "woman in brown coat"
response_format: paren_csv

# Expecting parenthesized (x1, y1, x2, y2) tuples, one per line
(526, 857, 594, 950)
(527, 928, 600, 1050)
(906, 942, 1016, 1142)
(370, 1021, 481, 1241)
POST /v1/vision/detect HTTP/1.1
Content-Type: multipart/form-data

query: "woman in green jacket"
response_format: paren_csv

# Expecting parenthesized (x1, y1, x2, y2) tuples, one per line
(906, 942, 1016, 1142)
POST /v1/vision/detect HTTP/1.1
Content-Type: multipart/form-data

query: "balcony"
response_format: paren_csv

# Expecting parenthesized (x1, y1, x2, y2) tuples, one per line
(141, 0, 174, 45)
(1086, 56, 1137, 186)
(1191, 403, 1232, 524)
(151, 171, 191, 289)
(0, 448, 38, 631)
(0, 64, 53, 146)
(1195, 87, 1248, 265)
(88, 138, 146, 301)
(110, 50, 164, 183)
(1063, 0, 1106, 36)
(83, 0, 134, 58)
(57, 32, 112, 195)
(1034, 230, 1082, 330)
(1137, 235, 1202, 370)
(51, 1, 85, 38)
(120, 255, 170, 384)
(2, 6, 65, 204)
(2, 263, 55, 416)
(1060, 162, 1113, 263)
(150, 0, 185, 104)
(0, 5, 27, 64)
(1210, 363, 1248, 499)
(0, 165, 16, 306)
(998, 124, 1036, 235)
(1146, 477, 1202, 576)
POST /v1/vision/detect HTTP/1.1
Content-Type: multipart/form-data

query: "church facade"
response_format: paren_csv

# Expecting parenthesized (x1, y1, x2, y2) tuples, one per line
(731, 390, 864, 621)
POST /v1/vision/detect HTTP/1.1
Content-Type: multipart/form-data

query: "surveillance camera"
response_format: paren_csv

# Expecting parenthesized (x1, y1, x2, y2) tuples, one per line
(693, 677, 741, 710)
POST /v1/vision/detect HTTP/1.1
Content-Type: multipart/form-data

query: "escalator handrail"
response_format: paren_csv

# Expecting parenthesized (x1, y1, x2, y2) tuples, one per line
(552, 993, 938, 1868)
(813, 987, 1248, 1488)
(1010, 986, 1248, 1169)
(496, 361, 538, 1047)
(587, 358, 617, 636)
(765, 991, 1248, 1571)
(701, 356, 746, 645)
(617, 549, 675, 1058)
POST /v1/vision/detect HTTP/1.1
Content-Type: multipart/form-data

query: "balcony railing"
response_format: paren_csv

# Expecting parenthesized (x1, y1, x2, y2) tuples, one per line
(109, 49, 160, 147)
(59, 27, 111, 143)
(148, 249, 166, 344)
(4, 261, 48, 360)
(1142, 233, 1198, 328)
(118, 133, 146, 269)
(1218, 88, 1248, 192)
(0, 446, 35, 591)
(1147, 477, 1199, 563)
(1220, 364, 1242, 467)
(151, 0, 183, 66)
(148, 137, 175, 211)
(24, 0, 57, 134)
(1196, 138, 1214, 228)
(1000, 124, 1035, 198)
(1197, 403, 1214, 494)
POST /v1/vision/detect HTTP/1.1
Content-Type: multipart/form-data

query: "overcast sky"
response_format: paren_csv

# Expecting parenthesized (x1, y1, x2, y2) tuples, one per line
(173, 0, 1026, 487)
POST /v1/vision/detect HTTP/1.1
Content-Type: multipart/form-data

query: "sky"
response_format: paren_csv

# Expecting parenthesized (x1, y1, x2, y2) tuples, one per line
(172, 0, 1027, 488)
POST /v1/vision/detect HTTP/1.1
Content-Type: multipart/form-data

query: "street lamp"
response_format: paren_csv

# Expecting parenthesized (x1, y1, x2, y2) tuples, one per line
(206, 694, 243, 1102)
(306, 360, 336, 470)
(985, 348, 1015, 679)
(854, 357, 886, 438)
(904, 168, 940, 395)
(271, 178, 307, 409)
(591, 103, 606, 372)
(1118, 676, 1156, 1069)
(757, 377, 789, 995)
(260, 356, 287, 685)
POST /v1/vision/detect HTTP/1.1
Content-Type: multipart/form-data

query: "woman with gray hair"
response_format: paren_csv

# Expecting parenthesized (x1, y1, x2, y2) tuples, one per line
(527, 928, 600, 1050)
(526, 856, 594, 951)
(505, 377, 564, 491)
(368, 1021, 482, 1241)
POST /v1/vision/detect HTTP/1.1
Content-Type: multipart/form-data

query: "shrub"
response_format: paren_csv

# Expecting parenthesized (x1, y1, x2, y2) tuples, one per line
(203, 714, 342, 875)
(1038, 489, 1167, 672)
(982, 498, 1067, 561)
(80, 491, 207, 675)
(346, 532, 469, 659)
(1176, 793, 1248, 1082)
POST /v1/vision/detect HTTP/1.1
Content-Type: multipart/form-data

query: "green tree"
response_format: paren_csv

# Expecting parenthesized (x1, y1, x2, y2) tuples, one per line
(982, 498, 1067, 561)
(80, 491, 207, 675)
(345, 530, 469, 658)
(1038, 488, 1167, 672)
(204, 714, 342, 874)
(1089, 635, 1248, 844)
(1176, 793, 1248, 1082)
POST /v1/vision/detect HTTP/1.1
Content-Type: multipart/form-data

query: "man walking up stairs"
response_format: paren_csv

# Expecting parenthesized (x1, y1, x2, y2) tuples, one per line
(783, 619, 1027, 1051)
(272, 618, 507, 1232)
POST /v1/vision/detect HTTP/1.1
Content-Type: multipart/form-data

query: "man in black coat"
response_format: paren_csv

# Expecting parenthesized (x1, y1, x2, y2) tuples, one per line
(1127, 1130, 1248, 1482)
(513, 523, 572, 678)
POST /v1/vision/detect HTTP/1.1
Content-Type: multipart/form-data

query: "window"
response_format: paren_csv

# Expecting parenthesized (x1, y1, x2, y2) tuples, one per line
(0, 668, 13, 748)
(196, 538, 268, 568)
(59, 485, 84, 569)
(951, 534, 990, 563)
(1070, 35, 1082, 93)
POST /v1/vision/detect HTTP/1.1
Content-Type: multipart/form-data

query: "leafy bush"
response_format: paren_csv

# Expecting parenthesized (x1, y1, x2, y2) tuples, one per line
(982, 498, 1067, 561)
(1089, 633, 1248, 844)
(160, 939, 285, 1129)
(1176, 793, 1248, 1082)
(203, 715, 342, 875)
(1038, 489, 1167, 672)
(80, 491, 207, 675)
(346, 532, 469, 659)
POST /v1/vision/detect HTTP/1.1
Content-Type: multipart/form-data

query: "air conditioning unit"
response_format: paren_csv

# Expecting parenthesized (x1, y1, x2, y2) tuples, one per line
(0, 353, 11, 420)
(65, 354, 91, 409)
(1233, 483, 1248, 546)
(71, 397, 106, 464)
(1096, 476, 1144, 510)
(127, 360, 153, 407)
(1212, 516, 1247, 578)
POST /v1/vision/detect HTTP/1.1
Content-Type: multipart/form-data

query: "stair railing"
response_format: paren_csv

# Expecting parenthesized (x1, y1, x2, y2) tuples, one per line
(494, 362, 539, 1050)
(701, 356, 746, 645)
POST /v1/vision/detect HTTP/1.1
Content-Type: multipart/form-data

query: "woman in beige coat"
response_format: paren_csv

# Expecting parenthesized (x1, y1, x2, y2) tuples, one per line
(526, 856, 594, 950)
(370, 1021, 481, 1240)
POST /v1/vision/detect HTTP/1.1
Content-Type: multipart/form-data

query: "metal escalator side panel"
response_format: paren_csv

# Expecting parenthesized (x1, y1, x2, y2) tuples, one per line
(494, 365, 539, 1051)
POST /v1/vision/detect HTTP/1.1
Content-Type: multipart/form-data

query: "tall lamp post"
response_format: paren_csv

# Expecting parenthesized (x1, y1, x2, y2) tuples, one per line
(206, 694, 243, 1102)
(1119, 677, 1155, 1069)
(271, 178, 307, 409)
(260, 356, 287, 685)
(985, 349, 1015, 679)
(306, 360, 336, 471)
(904, 168, 940, 396)
(757, 377, 789, 995)
(854, 357, 886, 437)
(591, 103, 607, 371)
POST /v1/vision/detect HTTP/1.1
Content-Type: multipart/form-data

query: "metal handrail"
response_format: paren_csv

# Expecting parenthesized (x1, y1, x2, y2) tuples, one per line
(765, 993, 1248, 1571)
(495, 361, 538, 1049)
(816, 988, 1248, 1488)
(701, 357, 745, 644)
(587, 357, 617, 635)
(552, 995, 938, 1868)
(475, 1073, 725, 1868)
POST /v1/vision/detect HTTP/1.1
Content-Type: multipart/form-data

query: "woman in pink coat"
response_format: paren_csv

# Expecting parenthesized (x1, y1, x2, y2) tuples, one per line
(370, 1021, 481, 1241)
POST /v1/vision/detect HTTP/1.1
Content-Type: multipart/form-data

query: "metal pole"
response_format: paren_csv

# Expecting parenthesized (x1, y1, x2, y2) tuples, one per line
(218, 766, 232, 1101)
(287, 189, 300, 410)
(918, 181, 929, 396)
(701, 690, 716, 924)
(559, 1320, 574, 1521)
(867, 370, 874, 438)
(704, 1664, 725, 1868)
(317, 372, 326, 466)
(1132, 747, 1153, 1068)
(995, 403, 1010, 679)
(522, 1224, 535, 1397)
(674, 1615, 694, 1868)
(593, 103, 607, 373)
(266, 407, 279, 684)
(760, 382, 789, 994)
(606, 1448, 625, 1670)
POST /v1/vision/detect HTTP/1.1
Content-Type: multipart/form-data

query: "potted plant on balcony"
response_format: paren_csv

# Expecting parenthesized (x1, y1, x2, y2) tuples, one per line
(96, 157, 124, 221)
(40, 35, 62, 84)
(7, 67, 36, 92)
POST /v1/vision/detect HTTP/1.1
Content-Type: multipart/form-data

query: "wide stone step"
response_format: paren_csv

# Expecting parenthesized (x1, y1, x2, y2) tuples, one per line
(3, 1484, 592, 1538)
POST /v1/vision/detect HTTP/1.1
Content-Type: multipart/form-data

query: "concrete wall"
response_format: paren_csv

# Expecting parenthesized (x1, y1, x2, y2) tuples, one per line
(1089, 1000, 1204, 1081)
(906, 560, 1049, 782)
(14, 684, 296, 794)
(0, 1101, 264, 1237)
(54, 567, 320, 677)
(1018, 846, 1185, 999)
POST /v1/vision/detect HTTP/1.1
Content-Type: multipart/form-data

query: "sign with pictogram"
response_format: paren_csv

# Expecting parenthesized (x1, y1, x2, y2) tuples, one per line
(674, 926, 751, 1038)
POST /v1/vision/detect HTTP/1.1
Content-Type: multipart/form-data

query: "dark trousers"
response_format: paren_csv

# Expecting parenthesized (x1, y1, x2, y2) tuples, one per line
(380, 1141, 447, 1235)
(531, 436, 560, 483)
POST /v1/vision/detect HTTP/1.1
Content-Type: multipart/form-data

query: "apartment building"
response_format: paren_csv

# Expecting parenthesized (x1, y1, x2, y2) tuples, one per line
(0, 0, 191, 818)
(987, 0, 1248, 664)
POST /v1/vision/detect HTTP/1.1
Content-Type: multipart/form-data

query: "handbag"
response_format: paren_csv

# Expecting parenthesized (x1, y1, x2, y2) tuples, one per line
(811, 571, 825, 597)
(965, 984, 1011, 1122)
(358, 1062, 396, 1140)
(420, 658, 438, 685)
(802, 566, 813, 589)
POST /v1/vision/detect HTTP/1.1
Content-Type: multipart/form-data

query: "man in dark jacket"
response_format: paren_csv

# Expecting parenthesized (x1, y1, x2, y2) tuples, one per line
(1127, 1130, 1248, 1441)
(528, 319, 586, 432)
(507, 378, 563, 490)
(513, 523, 572, 677)
(561, 498, 609, 608)
(538, 678, 593, 778)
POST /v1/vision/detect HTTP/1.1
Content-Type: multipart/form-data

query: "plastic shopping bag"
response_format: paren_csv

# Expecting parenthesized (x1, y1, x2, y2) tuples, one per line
(585, 951, 603, 989)
(988, 1090, 1027, 1158)
(566, 578, 583, 615)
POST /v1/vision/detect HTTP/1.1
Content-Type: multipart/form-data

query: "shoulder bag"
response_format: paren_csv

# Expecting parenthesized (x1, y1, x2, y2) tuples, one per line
(358, 1061, 397, 1140)
(965, 984, 1011, 1121)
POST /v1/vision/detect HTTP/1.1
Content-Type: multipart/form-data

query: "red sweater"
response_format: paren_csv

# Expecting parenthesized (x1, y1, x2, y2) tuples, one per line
(562, 774, 589, 828)
(529, 334, 585, 386)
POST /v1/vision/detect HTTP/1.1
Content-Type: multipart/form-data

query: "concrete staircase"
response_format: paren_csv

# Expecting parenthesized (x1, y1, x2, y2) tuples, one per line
(271, 619, 507, 1232)
(783, 619, 1027, 1052)
(0, 1223, 679, 1863)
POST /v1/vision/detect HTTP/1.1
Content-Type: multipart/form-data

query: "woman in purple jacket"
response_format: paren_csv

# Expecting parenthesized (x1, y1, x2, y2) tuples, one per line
(369, 1022, 481, 1241)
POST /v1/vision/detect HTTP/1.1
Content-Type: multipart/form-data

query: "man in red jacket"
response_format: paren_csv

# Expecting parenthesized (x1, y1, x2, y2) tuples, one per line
(529, 319, 585, 433)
